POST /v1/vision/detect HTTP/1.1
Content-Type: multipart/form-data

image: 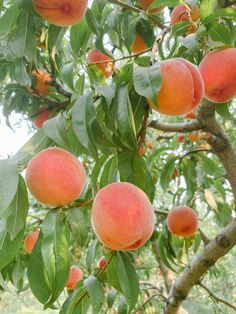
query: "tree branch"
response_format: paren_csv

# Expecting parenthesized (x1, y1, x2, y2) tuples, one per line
(148, 120, 201, 133)
(198, 282, 236, 312)
(165, 102, 236, 313)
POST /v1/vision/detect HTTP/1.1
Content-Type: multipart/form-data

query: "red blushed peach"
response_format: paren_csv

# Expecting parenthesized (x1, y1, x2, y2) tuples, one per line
(87, 50, 114, 78)
(66, 266, 83, 290)
(131, 33, 148, 54)
(137, 0, 164, 14)
(33, 109, 50, 129)
(25, 147, 86, 207)
(171, 4, 200, 34)
(33, 0, 88, 27)
(98, 256, 107, 270)
(198, 48, 236, 103)
(91, 182, 155, 251)
(167, 206, 199, 237)
(24, 229, 40, 254)
(147, 58, 204, 116)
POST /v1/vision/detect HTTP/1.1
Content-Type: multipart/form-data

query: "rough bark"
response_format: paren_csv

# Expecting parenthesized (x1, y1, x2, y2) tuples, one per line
(149, 120, 201, 133)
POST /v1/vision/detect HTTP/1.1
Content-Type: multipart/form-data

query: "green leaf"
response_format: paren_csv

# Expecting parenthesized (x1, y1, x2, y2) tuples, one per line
(72, 94, 98, 159)
(116, 252, 139, 310)
(0, 225, 24, 271)
(200, 0, 218, 20)
(67, 207, 88, 247)
(60, 287, 89, 314)
(0, 6, 20, 41)
(0, 158, 19, 215)
(149, 0, 178, 8)
(106, 255, 122, 293)
(70, 18, 92, 56)
(208, 23, 232, 45)
(203, 8, 236, 26)
(28, 232, 52, 304)
(5, 175, 29, 240)
(99, 155, 118, 188)
(84, 275, 105, 313)
(14, 58, 31, 86)
(86, 8, 101, 36)
(133, 63, 162, 106)
(41, 210, 70, 308)
(160, 157, 177, 192)
(43, 116, 69, 148)
(61, 63, 75, 91)
(86, 240, 98, 273)
(115, 84, 137, 150)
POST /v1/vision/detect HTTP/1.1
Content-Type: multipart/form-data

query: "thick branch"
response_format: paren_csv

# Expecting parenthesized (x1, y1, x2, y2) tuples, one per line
(149, 120, 201, 133)
(165, 102, 236, 313)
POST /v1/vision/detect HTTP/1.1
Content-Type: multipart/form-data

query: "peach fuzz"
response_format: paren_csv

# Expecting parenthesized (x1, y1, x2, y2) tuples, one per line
(87, 50, 114, 78)
(33, 0, 88, 27)
(137, 0, 164, 14)
(167, 206, 199, 237)
(24, 229, 40, 254)
(32, 69, 52, 95)
(147, 58, 204, 116)
(198, 48, 236, 103)
(91, 182, 155, 251)
(131, 33, 148, 54)
(25, 147, 86, 207)
(66, 266, 83, 290)
(33, 109, 50, 129)
(171, 4, 200, 34)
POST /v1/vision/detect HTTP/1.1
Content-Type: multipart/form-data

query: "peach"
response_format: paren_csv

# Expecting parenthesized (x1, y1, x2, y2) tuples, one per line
(66, 266, 83, 290)
(184, 111, 197, 119)
(33, 0, 88, 27)
(177, 134, 185, 144)
(32, 69, 52, 95)
(172, 169, 180, 179)
(33, 109, 50, 129)
(91, 182, 155, 251)
(138, 145, 145, 157)
(167, 206, 198, 237)
(198, 48, 236, 103)
(87, 50, 114, 78)
(98, 256, 107, 270)
(131, 33, 148, 54)
(189, 132, 202, 142)
(25, 147, 86, 207)
(147, 58, 204, 116)
(24, 229, 40, 254)
(171, 4, 200, 34)
(137, 0, 164, 14)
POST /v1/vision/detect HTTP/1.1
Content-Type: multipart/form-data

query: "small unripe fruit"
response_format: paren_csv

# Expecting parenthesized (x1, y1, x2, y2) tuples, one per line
(91, 182, 155, 251)
(24, 229, 40, 254)
(177, 134, 185, 144)
(66, 266, 83, 290)
(198, 48, 236, 103)
(25, 147, 86, 207)
(33, 0, 88, 27)
(189, 132, 202, 142)
(167, 206, 199, 237)
(87, 50, 114, 78)
(184, 111, 197, 119)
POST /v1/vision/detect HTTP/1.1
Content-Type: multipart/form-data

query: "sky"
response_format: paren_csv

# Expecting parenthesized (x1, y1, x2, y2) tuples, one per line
(0, 108, 32, 159)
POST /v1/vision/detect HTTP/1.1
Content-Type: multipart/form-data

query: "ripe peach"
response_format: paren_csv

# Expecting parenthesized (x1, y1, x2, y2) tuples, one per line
(32, 69, 52, 95)
(184, 111, 197, 119)
(171, 4, 200, 34)
(177, 134, 185, 144)
(87, 50, 114, 78)
(147, 58, 204, 116)
(66, 266, 83, 290)
(167, 206, 199, 237)
(131, 33, 148, 54)
(98, 256, 107, 270)
(25, 147, 86, 207)
(189, 132, 202, 142)
(91, 182, 155, 251)
(24, 229, 40, 254)
(137, 0, 164, 14)
(33, 109, 50, 129)
(33, 0, 88, 27)
(198, 48, 236, 103)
